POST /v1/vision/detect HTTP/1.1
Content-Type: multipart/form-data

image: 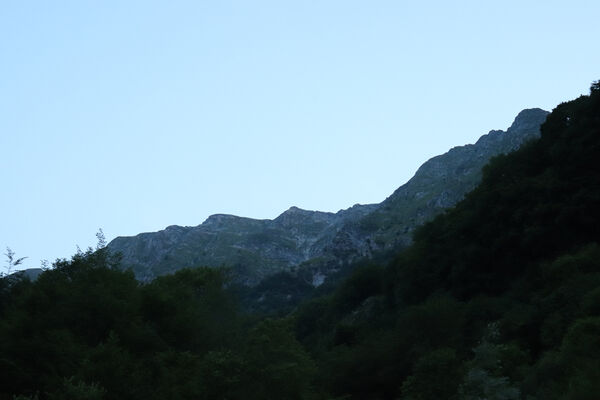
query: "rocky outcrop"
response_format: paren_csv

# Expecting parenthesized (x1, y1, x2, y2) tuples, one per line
(344, 108, 550, 253)
(108, 108, 549, 285)
(108, 203, 378, 284)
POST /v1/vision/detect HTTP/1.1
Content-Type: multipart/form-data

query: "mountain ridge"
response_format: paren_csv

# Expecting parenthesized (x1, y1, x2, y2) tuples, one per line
(108, 108, 549, 284)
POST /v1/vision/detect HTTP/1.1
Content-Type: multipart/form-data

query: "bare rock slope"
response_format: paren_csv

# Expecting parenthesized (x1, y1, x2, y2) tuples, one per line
(108, 108, 549, 284)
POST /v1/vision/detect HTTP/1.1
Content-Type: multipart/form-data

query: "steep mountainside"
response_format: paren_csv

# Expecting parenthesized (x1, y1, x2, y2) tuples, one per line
(109, 204, 377, 283)
(108, 108, 548, 284)
(293, 83, 600, 400)
(350, 108, 549, 251)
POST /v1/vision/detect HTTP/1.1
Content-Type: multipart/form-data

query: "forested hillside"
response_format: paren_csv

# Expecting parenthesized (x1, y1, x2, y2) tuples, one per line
(0, 249, 315, 399)
(1, 82, 598, 399)
(294, 82, 600, 399)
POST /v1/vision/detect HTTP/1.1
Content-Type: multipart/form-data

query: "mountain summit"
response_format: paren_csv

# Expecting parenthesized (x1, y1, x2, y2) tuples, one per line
(353, 108, 550, 251)
(108, 108, 549, 284)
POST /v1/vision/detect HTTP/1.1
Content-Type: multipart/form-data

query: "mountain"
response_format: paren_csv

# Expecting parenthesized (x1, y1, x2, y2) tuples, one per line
(293, 83, 600, 400)
(11, 268, 44, 281)
(351, 108, 550, 251)
(3, 84, 598, 400)
(108, 204, 377, 284)
(108, 108, 548, 284)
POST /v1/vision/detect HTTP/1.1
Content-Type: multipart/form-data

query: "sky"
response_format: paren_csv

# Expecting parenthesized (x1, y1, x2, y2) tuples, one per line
(1, 1, 599, 270)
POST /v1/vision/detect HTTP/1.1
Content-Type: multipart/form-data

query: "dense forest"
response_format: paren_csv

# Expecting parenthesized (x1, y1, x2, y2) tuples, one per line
(1, 82, 599, 399)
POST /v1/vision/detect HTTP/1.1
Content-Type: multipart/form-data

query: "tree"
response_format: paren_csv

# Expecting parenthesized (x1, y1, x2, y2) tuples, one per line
(458, 324, 520, 400)
(400, 348, 462, 400)
(3, 247, 27, 276)
(242, 318, 316, 400)
(95, 229, 107, 250)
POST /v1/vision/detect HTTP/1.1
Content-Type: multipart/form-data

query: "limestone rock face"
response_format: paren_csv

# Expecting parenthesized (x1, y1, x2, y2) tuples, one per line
(351, 108, 550, 252)
(108, 109, 549, 285)
(108, 204, 377, 284)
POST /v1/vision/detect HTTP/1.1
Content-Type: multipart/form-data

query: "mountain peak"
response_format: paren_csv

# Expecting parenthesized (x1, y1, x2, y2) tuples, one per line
(108, 107, 549, 285)
(277, 206, 337, 220)
(202, 214, 242, 227)
(509, 108, 550, 132)
(282, 206, 310, 215)
(474, 108, 548, 149)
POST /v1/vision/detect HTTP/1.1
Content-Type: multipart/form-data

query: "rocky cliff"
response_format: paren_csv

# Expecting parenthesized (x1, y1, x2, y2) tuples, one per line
(108, 108, 549, 285)
(109, 203, 377, 283)
(351, 108, 550, 251)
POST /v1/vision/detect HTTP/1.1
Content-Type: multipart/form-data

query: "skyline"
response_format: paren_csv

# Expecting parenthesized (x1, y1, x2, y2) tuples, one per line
(1, 1, 599, 269)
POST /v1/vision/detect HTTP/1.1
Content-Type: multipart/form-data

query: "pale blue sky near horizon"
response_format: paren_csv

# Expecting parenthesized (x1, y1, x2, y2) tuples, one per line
(1, 1, 599, 269)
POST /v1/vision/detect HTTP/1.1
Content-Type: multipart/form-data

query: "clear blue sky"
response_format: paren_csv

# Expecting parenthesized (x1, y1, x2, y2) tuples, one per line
(1, 1, 599, 269)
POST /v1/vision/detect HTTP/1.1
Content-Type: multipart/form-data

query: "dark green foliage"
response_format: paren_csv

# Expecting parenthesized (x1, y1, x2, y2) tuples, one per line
(48, 378, 106, 400)
(0, 248, 316, 399)
(239, 319, 317, 400)
(235, 270, 316, 315)
(330, 264, 383, 315)
(291, 82, 600, 398)
(527, 317, 600, 400)
(395, 295, 466, 359)
(388, 88, 600, 302)
(457, 324, 521, 400)
(400, 348, 462, 400)
(2, 82, 600, 399)
(140, 267, 238, 353)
